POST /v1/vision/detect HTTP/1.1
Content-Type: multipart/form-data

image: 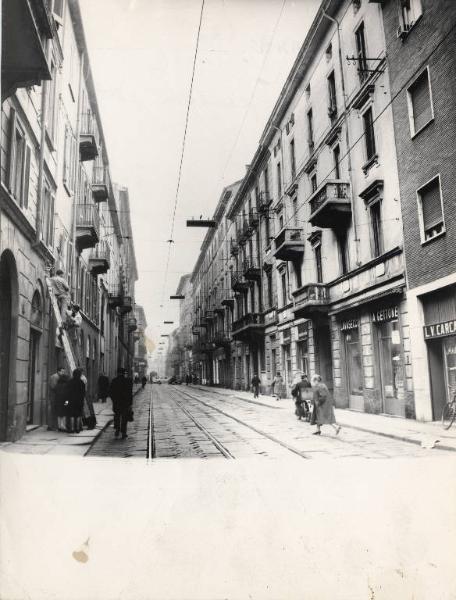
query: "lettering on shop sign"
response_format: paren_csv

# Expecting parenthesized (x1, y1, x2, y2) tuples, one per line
(424, 319, 456, 340)
(371, 306, 399, 323)
(340, 319, 359, 331)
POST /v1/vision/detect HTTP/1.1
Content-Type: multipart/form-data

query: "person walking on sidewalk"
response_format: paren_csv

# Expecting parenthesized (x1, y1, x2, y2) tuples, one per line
(110, 368, 132, 439)
(97, 373, 110, 403)
(48, 367, 65, 430)
(64, 368, 85, 434)
(50, 269, 71, 321)
(251, 374, 261, 399)
(292, 373, 312, 421)
(311, 374, 341, 436)
(141, 375, 147, 389)
(271, 372, 284, 400)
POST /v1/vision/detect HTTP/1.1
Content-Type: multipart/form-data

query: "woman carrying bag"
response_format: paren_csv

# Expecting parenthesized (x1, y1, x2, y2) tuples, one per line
(311, 374, 341, 435)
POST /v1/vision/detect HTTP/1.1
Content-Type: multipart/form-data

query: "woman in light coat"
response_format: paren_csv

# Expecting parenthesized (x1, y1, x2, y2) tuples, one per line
(311, 374, 341, 435)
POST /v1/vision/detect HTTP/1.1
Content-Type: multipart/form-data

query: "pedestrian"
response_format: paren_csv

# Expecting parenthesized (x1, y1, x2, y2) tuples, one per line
(251, 373, 260, 398)
(291, 373, 312, 421)
(97, 373, 110, 403)
(48, 366, 65, 430)
(55, 371, 70, 431)
(109, 368, 133, 439)
(64, 368, 85, 433)
(50, 269, 71, 321)
(271, 372, 284, 400)
(311, 374, 341, 435)
(141, 375, 147, 389)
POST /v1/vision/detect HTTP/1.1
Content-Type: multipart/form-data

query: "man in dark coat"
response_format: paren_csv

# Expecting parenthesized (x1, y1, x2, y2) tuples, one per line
(251, 374, 261, 398)
(109, 368, 132, 439)
(97, 373, 110, 403)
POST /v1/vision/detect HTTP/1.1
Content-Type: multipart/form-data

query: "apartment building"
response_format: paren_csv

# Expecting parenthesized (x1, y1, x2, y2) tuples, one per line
(377, 0, 456, 421)
(190, 182, 241, 387)
(0, 0, 137, 441)
(174, 274, 193, 379)
(133, 304, 148, 379)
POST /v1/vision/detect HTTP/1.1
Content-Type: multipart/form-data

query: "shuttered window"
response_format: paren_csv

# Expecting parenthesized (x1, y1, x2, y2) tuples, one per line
(363, 107, 376, 160)
(408, 69, 433, 135)
(418, 176, 444, 241)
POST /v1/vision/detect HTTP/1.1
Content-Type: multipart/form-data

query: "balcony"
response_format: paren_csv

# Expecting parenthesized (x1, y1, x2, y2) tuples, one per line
(2, 0, 53, 102)
(309, 180, 351, 229)
(221, 295, 235, 309)
(238, 219, 252, 244)
(79, 111, 99, 162)
(273, 228, 305, 261)
(230, 239, 239, 256)
(292, 283, 329, 319)
(88, 242, 110, 275)
(108, 285, 123, 309)
(75, 204, 100, 250)
(128, 317, 138, 332)
(214, 332, 231, 347)
(119, 295, 133, 315)
(258, 191, 272, 214)
(232, 313, 265, 342)
(243, 259, 261, 281)
(92, 165, 110, 202)
(231, 272, 250, 293)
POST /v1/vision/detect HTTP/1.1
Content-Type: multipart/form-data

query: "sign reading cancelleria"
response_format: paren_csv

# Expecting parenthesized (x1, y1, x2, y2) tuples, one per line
(424, 319, 456, 340)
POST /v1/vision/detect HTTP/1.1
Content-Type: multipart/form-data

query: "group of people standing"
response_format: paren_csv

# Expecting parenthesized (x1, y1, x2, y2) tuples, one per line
(250, 372, 341, 436)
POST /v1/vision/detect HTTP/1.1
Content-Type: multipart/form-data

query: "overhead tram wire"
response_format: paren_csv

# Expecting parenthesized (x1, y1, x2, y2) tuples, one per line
(219, 0, 288, 184)
(160, 0, 206, 309)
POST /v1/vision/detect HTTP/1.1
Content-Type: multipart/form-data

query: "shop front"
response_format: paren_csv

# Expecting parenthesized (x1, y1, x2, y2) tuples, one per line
(422, 284, 456, 420)
(340, 316, 363, 412)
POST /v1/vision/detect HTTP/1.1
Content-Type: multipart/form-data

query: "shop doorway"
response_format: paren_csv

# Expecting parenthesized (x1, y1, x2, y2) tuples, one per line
(428, 336, 456, 420)
(375, 319, 405, 416)
(343, 328, 364, 411)
(315, 324, 333, 392)
(0, 250, 18, 441)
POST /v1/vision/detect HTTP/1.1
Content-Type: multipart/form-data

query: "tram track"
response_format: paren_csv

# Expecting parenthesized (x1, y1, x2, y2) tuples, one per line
(170, 386, 309, 460)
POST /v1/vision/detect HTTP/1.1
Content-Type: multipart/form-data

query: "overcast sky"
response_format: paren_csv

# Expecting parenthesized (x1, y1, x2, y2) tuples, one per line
(79, 0, 319, 352)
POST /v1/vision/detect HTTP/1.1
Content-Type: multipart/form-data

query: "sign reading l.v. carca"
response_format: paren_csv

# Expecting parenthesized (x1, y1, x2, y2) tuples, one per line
(424, 320, 456, 339)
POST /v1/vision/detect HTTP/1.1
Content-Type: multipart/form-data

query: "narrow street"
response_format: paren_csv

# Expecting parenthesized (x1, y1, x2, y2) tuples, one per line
(87, 384, 455, 460)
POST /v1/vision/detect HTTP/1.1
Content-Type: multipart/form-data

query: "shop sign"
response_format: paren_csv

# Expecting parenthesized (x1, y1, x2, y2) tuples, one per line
(371, 306, 399, 323)
(340, 318, 359, 331)
(424, 319, 456, 340)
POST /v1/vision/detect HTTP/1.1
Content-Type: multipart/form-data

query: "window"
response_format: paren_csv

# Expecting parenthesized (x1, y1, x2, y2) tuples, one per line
(289, 139, 296, 180)
(370, 200, 383, 257)
(293, 259, 302, 288)
(314, 243, 323, 283)
(292, 197, 298, 226)
(278, 211, 284, 230)
(310, 173, 318, 193)
(63, 124, 77, 193)
(282, 343, 292, 384)
(46, 58, 58, 142)
(281, 272, 287, 306)
(305, 83, 311, 100)
(276, 162, 282, 198)
(417, 175, 444, 242)
(297, 339, 309, 376)
(51, 0, 65, 23)
(337, 229, 349, 275)
(363, 107, 376, 161)
(266, 270, 273, 307)
(271, 348, 277, 378)
(41, 184, 55, 248)
(327, 72, 337, 120)
(355, 22, 368, 83)
(264, 165, 269, 199)
(7, 110, 31, 209)
(326, 43, 332, 61)
(307, 109, 314, 148)
(333, 144, 341, 179)
(407, 68, 433, 136)
(400, 0, 423, 28)
(264, 214, 271, 246)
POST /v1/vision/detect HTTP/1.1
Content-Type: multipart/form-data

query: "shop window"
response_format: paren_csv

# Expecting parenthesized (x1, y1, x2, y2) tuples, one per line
(376, 318, 405, 414)
(297, 338, 309, 376)
(282, 343, 292, 384)
(407, 67, 433, 137)
(344, 328, 363, 395)
(417, 175, 444, 243)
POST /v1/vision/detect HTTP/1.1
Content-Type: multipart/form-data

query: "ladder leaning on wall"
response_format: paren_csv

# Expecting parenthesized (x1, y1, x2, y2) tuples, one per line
(45, 273, 97, 429)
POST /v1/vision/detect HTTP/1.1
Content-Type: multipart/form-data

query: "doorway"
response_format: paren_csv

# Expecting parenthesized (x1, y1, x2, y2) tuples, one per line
(315, 323, 333, 392)
(344, 328, 364, 411)
(27, 330, 41, 424)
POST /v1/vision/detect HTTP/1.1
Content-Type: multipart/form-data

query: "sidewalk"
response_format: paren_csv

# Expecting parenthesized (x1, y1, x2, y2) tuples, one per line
(191, 384, 456, 453)
(0, 384, 143, 457)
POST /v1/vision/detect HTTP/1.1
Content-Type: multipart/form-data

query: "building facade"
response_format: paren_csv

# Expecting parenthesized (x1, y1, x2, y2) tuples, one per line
(378, 0, 456, 421)
(0, 0, 138, 441)
(133, 304, 148, 379)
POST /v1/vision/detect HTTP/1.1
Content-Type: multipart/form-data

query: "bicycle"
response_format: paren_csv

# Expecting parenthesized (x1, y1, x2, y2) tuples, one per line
(441, 386, 456, 430)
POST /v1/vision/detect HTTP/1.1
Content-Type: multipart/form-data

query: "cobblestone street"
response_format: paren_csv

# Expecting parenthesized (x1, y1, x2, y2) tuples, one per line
(86, 384, 456, 460)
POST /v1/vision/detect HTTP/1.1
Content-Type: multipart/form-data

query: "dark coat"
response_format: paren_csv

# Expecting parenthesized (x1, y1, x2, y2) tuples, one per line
(55, 375, 70, 417)
(110, 376, 132, 412)
(313, 382, 336, 425)
(251, 376, 260, 386)
(98, 374, 110, 397)
(65, 378, 85, 417)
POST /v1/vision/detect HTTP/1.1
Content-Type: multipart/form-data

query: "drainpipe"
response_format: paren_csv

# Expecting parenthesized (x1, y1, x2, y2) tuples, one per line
(322, 9, 360, 267)
(71, 51, 85, 299)
(35, 38, 52, 250)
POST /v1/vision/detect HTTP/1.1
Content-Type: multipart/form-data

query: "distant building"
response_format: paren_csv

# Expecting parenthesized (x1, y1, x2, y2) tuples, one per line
(133, 304, 148, 378)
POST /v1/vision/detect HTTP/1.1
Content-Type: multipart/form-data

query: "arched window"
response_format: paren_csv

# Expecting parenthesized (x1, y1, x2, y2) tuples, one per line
(30, 290, 43, 329)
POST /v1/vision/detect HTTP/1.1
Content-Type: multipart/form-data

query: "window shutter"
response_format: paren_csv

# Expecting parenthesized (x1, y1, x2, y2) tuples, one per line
(7, 108, 17, 190)
(421, 179, 442, 230)
(22, 145, 31, 209)
(412, 71, 432, 132)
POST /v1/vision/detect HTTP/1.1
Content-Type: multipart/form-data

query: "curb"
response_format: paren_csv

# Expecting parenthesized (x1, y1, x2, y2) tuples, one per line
(337, 422, 456, 453)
